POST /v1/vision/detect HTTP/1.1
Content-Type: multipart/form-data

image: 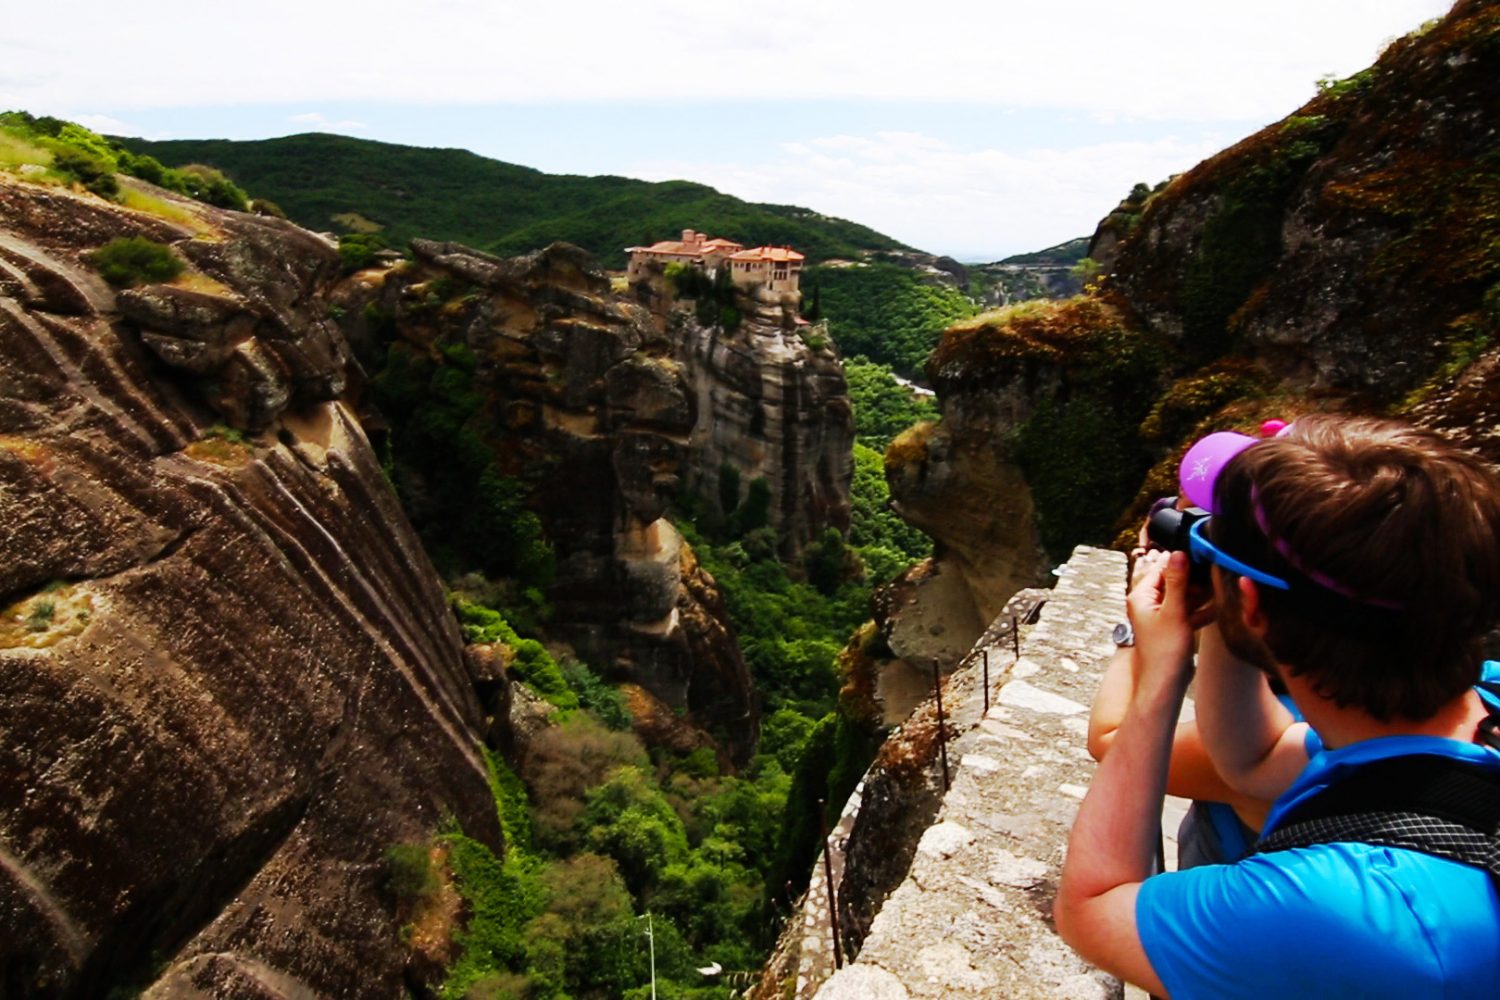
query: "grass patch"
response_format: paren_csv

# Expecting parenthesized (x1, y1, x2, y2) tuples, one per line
(119, 185, 207, 230)
(0, 131, 51, 173)
(170, 270, 234, 297)
(185, 425, 255, 466)
(0, 585, 93, 650)
(88, 236, 184, 288)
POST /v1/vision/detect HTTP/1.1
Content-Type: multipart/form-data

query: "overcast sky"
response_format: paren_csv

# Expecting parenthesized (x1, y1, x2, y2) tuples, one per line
(2, 0, 1455, 259)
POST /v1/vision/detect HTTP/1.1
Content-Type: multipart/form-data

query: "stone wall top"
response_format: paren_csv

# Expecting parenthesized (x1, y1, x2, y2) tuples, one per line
(815, 545, 1127, 1000)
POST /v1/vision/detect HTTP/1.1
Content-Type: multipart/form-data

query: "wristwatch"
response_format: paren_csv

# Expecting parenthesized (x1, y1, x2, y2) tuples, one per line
(1112, 622, 1135, 647)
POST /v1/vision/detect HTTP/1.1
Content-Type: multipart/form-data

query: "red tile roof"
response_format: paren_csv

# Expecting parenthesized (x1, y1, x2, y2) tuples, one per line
(729, 246, 805, 263)
(626, 234, 745, 256)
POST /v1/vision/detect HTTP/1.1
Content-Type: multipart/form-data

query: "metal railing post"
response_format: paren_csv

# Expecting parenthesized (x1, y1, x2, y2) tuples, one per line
(932, 660, 950, 792)
(819, 798, 843, 969)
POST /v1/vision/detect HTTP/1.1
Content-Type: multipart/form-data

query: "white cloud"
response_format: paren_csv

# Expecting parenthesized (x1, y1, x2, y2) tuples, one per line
(7, 0, 1453, 122)
(632, 130, 1229, 258)
(287, 111, 368, 131)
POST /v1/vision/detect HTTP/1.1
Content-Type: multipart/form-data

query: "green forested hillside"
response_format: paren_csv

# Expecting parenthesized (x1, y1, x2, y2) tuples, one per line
(998, 235, 1091, 265)
(114, 133, 911, 266)
(803, 262, 979, 380)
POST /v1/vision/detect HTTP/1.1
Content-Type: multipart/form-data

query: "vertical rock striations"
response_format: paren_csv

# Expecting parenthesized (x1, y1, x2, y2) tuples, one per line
(0, 179, 499, 999)
(671, 293, 854, 554)
(341, 241, 787, 763)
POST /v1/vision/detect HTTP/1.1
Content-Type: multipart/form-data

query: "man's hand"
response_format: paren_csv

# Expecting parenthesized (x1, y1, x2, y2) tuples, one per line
(1127, 549, 1195, 697)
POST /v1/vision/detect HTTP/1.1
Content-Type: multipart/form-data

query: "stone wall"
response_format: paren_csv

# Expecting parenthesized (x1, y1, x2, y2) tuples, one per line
(812, 545, 1128, 1000)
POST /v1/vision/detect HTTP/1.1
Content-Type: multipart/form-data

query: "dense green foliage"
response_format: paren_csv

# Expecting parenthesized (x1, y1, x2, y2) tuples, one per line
(844, 357, 939, 451)
(849, 443, 931, 581)
(114, 133, 910, 267)
(456, 599, 578, 710)
(0, 111, 248, 210)
(804, 262, 977, 379)
(371, 339, 554, 615)
(87, 236, 183, 288)
(431, 653, 797, 997)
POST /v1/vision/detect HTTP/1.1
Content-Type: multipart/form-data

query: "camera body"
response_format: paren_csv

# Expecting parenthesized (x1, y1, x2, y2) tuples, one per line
(1147, 496, 1212, 587)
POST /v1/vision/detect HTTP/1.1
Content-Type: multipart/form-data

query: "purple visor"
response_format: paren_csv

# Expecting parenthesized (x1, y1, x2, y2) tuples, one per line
(1177, 431, 1258, 512)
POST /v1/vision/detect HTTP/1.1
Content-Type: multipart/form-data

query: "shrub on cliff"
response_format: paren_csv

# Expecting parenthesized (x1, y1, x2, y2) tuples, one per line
(175, 163, 249, 211)
(338, 231, 389, 274)
(51, 145, 118, 197)
(87, 236, 184, 287)
(385, 843, 440, 903)
(454, 599, 578, 710)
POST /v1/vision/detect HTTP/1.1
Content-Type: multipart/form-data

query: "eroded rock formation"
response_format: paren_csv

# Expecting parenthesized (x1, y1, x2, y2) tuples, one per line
(0, 179, 499, 997)
(884, 0, 1499, 665)
(634, 262, 855, 554)
(337, 241, 778, 763)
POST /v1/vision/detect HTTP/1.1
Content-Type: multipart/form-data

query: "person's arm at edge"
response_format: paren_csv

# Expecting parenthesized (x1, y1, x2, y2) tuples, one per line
(1056, 552, 1194, 996)
(1089, 646, 1254, 806)
(1193, 605, 1309, 802)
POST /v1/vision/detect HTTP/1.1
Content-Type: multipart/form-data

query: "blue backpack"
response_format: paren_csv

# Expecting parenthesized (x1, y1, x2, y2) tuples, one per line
(1254, 680, 1500, 881)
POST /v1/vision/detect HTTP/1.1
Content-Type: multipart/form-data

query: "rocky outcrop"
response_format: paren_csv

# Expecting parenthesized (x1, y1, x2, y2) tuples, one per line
(0, 179, 498, 997)
(338, 241, 761, 762)
(671, 297, 854, 552)
(884, 1, 1499, 653)
(1114, 1, 1499, 401)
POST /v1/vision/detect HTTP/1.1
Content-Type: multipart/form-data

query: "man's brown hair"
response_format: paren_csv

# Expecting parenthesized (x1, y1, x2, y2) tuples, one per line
(1213, 415, 1500, 720)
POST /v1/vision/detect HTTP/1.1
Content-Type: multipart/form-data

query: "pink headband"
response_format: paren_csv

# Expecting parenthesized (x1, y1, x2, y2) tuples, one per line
(1178, 422, 1404, 611)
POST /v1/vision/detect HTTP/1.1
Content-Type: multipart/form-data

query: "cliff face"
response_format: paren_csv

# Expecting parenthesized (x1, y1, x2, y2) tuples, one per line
(338, 241, 771, 762)
(671, 295, 854, 554)
(889, 0, 1500, 641)
(0, 179, 498, 997)
(1116, 2, 1499, 400)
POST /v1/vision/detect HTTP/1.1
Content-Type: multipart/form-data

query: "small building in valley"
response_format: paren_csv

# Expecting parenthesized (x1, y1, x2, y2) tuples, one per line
(627, 229, 805, 297)
(725, 245, 804, 296)
(625, 229, 744, 282)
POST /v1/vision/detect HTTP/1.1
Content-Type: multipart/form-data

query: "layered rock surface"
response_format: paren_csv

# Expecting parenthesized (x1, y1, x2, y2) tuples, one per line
(339, 241, 767, 762)
(0, 179, 499, 998)
(635, 265, 855, 554)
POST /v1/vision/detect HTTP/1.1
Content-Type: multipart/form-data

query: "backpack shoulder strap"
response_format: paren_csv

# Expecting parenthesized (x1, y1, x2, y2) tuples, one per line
(1254, 754, 1500, 879)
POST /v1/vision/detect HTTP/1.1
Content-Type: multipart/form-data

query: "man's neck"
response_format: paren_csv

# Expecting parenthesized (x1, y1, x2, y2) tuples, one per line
(1285, 674, 1490, 751)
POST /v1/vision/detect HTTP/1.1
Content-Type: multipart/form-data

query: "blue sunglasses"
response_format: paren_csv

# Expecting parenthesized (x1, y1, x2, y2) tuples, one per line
(1188, 518, 1291, 591)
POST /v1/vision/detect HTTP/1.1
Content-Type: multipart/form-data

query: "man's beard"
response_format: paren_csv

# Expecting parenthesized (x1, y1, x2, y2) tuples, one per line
(1218, 600, 1282, 679)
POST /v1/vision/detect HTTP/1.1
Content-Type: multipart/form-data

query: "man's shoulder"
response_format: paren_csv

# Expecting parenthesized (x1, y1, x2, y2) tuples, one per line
(1139, 845, 1499, 998)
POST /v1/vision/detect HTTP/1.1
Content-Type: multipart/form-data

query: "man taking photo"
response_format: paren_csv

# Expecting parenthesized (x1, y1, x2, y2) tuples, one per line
(1055, 415, 1500, 998)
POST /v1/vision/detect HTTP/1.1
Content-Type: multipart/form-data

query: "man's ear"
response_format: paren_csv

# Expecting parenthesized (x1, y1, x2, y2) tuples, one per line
(1237, 576, 1269, 636)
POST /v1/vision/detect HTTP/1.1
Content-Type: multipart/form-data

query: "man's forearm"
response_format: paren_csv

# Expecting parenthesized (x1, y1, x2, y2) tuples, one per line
(1062, 669, 1188, 908)
(1056, 664, 1187, 995)
(1195, 624, 1304, 799)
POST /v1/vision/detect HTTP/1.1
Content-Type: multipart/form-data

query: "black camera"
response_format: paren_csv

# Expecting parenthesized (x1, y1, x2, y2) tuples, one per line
(1146, 496, 1211, 587)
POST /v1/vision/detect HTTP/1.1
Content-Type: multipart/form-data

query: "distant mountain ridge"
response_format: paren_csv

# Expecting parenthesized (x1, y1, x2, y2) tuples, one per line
(115, 132, 913, 267)
(997, 236, 1090, 266)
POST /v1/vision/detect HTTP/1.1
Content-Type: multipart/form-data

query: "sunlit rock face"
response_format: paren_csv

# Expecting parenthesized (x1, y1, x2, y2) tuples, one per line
(883, 0, 1500, 664)
(0, 179, 499, 997)
(633, 262, 855, 558)
(339, 241, 764, 763)
(1113, 0, 1500, 401)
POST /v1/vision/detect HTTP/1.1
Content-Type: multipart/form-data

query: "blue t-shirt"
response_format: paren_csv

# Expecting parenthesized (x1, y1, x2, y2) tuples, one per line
(1136, 663, 1500, 999)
